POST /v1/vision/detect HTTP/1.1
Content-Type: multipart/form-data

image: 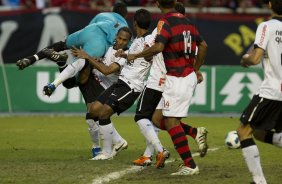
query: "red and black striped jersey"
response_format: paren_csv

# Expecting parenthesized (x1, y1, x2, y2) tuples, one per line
(155, 12, 203, 77)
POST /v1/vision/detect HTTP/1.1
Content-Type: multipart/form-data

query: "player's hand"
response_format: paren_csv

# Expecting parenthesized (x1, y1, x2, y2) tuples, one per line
(115, 49, 127, 58)
(240, 54, 250, 68)
(195, 71, 204, 84)
(71, 46, 90, 60)
(127, 54, 136, 62)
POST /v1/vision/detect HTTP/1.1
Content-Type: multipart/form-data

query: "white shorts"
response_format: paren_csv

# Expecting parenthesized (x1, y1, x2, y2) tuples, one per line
(157, 73, 197, 117)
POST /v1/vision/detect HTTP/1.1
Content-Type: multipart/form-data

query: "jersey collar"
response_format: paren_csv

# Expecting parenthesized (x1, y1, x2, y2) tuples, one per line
(272, 16, 282, 22)
(165, 12, 185, 18)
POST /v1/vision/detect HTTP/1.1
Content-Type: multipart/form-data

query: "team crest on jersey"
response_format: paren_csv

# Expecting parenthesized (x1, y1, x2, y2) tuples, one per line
(157, 21, 164, 34)
(114, 22, 120, 28)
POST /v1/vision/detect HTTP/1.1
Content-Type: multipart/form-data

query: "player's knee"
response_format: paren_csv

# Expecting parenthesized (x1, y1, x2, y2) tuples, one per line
(89, 102, 102, 117)
(237, 123, 253, 141)
(253, 130, 266, 142)
(152, 110, 163, 125)
(99, 108, 111, 120)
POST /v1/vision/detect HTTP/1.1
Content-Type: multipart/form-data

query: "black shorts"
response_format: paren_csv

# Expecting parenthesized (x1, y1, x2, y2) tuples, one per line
(134, 86, 162, 122)
(240, 95, 282, 131)
(97, 79, 140, 115)
(79, 74, 105, 104)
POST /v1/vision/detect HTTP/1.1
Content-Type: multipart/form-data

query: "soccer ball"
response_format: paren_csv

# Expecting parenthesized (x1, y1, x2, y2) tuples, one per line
(225, 131, 241, 149)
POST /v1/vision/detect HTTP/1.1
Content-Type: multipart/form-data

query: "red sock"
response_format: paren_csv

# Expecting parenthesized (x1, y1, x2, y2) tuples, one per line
(168, 125, 196, 168)
(180, 122, 197, 139)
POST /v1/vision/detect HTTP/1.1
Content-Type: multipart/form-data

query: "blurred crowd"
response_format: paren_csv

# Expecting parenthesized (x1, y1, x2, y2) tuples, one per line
(0, 0, 267, 10)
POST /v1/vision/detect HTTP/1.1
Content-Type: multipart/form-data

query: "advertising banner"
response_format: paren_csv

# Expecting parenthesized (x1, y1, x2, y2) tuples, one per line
(0, 65, 263, 113)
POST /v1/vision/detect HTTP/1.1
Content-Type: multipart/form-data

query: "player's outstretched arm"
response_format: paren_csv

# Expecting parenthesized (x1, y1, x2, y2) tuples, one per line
(240, 47, 264, 68)
(127, 42, 164, 62)
(71, 46, 120, 75)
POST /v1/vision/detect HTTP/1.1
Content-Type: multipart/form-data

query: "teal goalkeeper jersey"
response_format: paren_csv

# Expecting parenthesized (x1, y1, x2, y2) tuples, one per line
(89, 12, 128, 45)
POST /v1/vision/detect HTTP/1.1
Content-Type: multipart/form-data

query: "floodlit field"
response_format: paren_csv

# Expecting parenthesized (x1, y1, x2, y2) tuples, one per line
(0, 115, 280, 184)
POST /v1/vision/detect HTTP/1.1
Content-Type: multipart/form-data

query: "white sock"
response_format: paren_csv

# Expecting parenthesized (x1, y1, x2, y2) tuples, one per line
(242, 145, 267, 184)
(52, 58, 86, 87)
(143, 140, 154, 157)
(137, 119, 163, 153)
(86, 119, 100, 148)
(99, 123, 114, 156)
(273, 132, 282, 148)
(143, 124, 160, 157)
(112, 122, 123, 144)
(153, 124, 160, 134)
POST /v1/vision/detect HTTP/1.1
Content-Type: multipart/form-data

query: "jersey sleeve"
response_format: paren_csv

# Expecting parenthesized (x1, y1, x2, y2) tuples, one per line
(114, 56, 127, 71)
(144, 34, 154, 47)
(254, 22, 269, 50)
(155, 19, 171, 45)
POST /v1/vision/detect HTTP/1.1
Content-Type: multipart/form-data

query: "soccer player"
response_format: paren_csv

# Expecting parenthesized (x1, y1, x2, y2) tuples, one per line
(126, 0, 207, 175)
(43, 27, 132, 159)
(72, 9, 154, 160)
(133, 2, 208, 167)
(16, 2, 128, 78)
(236, 0, 282, 183)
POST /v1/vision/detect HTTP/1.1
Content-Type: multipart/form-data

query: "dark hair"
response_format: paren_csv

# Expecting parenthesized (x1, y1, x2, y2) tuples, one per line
(175, 2, 185, 15)
(270, 0, 282, 15)
(133, 9, 151, 30)
(157, 0, 175, 9)
(112, 2, 128, 18)
(117, 27, 132, 39)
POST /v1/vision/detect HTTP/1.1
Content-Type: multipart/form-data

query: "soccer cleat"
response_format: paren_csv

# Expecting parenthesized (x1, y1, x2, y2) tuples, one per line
(42, 48, 68, 62)
(171, 165, 200, 176)
(195, 127, 209, 157)
(92, 147, 101, 157)
(111, 139, 128, 157)
(43, 83, 56, 97)
(133, 155, 152, 166)
(16, 58, 32, 70)
(89, 152, 113, 161)
(156, 149, 170, 169)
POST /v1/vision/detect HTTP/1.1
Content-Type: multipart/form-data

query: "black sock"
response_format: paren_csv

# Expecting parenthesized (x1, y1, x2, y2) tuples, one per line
(241, 138, 256, 149)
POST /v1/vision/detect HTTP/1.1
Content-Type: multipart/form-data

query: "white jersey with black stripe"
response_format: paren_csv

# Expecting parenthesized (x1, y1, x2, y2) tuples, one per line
(93, 46, 127, 89)
(254, 17, 282, 101)
(119, 33, 152, 92)
(145, 28, 167, 92)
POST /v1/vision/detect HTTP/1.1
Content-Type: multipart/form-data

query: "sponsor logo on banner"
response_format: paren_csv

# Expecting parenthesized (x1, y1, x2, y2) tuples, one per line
(220, 72, 262, 105)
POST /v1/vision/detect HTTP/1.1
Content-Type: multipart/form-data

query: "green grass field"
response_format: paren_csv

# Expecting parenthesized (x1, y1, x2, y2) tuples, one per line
(0, 115, 281, 184)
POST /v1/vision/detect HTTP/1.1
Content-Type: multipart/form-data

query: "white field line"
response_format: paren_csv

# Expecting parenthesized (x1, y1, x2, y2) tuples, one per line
(91, 147, 219, 184)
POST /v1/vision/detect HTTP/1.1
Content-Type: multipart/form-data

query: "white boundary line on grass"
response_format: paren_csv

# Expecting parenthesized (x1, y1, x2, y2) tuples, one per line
(91, 147, 219, 184)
